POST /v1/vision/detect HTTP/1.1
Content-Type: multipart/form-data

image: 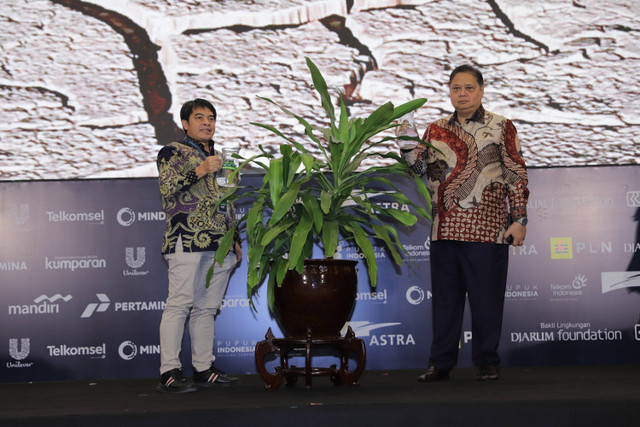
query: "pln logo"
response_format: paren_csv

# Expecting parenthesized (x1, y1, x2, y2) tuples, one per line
(550, 237, 573, 259)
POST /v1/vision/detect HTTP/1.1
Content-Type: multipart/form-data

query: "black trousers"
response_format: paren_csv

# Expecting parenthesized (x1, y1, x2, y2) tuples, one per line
(428, 240, 509, 370)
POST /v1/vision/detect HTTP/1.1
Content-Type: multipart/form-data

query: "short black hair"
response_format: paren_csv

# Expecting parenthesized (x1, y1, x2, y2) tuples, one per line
(180, 98, 217, 128)
(449, 64, 484, 87)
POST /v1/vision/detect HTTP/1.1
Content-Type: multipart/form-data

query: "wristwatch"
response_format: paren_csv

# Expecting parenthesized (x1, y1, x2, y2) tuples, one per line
(515, 217, 528, 226)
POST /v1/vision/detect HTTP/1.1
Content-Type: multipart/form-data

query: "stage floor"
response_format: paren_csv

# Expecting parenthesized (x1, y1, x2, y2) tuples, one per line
(2, 365, 639, 426)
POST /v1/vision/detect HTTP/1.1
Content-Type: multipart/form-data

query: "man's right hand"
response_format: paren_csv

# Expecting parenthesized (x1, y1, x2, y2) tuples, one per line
(195, 155, 222, 178)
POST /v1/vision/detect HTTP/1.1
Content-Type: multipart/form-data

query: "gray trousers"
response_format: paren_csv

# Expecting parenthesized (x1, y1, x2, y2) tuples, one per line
(159, 239, 236, 374)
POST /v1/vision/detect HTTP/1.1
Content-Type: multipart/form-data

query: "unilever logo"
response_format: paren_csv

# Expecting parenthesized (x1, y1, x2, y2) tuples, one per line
(9, 204, 29, 225)
(125, 247, 145, 268)
(124, 247, 149, 276)
(9, 338, 30, 360)
(8, 204, 31, 231)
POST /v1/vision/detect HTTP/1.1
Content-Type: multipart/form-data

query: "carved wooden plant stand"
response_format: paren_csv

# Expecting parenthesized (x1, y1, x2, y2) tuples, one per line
(255, 325, 366, 390)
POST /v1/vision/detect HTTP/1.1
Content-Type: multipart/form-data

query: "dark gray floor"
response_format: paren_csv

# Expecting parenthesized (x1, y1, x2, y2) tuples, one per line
(2, 366, 639, 426)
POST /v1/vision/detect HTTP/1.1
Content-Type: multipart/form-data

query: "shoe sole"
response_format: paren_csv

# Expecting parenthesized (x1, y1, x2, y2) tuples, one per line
(156, 385, 198, 393)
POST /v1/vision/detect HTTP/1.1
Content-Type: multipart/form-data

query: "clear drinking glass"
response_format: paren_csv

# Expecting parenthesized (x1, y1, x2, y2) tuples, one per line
(216, 147, 240, 187)
(395, 111, 419, 149)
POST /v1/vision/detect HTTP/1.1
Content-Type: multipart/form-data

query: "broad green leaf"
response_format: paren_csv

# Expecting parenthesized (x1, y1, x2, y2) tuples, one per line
(269, 181, 301, 225)
(268, 158, 283, 208)
(320, 190, 332, 214)
(287, 213, 314, 268)
(322, 220, 339, 258)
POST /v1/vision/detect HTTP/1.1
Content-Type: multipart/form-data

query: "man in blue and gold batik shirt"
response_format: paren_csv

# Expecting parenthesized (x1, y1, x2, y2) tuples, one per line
(156, 98, 241, 393)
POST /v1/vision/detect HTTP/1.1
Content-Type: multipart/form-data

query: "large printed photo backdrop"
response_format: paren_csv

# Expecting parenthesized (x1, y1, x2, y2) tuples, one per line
(1, 0, 639, 181)
(1, 166, 639, 383)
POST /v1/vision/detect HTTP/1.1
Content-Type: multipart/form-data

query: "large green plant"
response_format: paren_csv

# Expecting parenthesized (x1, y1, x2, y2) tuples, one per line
(211, 57, 432, 310)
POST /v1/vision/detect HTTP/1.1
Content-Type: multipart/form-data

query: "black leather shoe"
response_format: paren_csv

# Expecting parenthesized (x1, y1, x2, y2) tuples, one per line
(477, 364, 500, 381)
(417, 366, 450, 382)
(193, 363, 239, 386)
(157, 368, 197, 393)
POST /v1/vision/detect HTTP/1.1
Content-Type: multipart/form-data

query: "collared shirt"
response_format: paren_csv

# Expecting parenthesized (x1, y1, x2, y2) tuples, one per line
(404, 105, 529, 243)
(157, 136, 238, 254)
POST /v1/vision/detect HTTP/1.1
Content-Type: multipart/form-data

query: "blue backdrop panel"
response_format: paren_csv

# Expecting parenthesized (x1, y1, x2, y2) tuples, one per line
(1, 165, 639, 383)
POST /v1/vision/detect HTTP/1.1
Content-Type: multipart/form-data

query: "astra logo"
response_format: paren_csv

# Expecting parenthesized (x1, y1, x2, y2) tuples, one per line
(343, 321, 416, 346)
(9, 338, 30, 360)
(81, 294, 111, 318)
(117, 207, 165, 227)
(627, 191, 640, 207)
(125, 247, 145, 268)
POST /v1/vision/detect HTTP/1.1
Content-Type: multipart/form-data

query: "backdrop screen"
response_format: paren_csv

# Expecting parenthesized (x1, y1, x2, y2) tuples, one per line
(1, 0, 638, 181)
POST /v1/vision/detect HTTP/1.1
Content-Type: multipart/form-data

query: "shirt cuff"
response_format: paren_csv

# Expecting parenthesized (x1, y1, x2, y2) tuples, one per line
(185, 168, 199, 185)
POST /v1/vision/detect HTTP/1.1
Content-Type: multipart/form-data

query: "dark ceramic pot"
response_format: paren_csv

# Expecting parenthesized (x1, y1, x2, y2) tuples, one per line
(273, 259, 358, 339)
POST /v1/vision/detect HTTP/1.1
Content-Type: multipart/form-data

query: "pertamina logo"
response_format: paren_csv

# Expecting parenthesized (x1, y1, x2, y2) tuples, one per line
(81, 293, 164, 318)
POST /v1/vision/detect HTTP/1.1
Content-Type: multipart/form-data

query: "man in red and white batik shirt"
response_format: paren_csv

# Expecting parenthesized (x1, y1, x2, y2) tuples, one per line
(402, 65, 529, 382)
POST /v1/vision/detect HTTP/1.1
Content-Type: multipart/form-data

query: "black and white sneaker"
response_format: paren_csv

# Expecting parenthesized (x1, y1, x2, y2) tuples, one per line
(157, 368, 197, 393)
(193, 363, 239, 387)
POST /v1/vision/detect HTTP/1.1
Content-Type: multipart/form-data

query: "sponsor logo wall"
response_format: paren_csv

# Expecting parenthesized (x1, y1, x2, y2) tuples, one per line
(1, 166, 639, 383)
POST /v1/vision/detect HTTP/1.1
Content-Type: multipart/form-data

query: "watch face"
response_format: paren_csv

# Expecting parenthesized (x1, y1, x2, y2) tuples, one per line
(517, 218, 528, 226)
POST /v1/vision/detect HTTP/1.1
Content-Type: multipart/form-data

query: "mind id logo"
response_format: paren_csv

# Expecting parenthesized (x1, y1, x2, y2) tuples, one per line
(550, 237, 573, 259)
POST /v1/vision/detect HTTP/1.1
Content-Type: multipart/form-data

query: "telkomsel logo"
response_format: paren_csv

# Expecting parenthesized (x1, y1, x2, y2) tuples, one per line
(550, 237, 573, 259)
(627, 191, 640, 207)
(117, 207, 165, 227)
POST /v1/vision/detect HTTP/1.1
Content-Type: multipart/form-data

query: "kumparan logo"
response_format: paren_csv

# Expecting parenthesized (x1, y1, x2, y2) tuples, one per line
(550, 237, 573, 259)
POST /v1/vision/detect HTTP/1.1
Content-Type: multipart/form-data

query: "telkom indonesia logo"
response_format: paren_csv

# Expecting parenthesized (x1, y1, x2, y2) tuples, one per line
(81, 294, 111, 318)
